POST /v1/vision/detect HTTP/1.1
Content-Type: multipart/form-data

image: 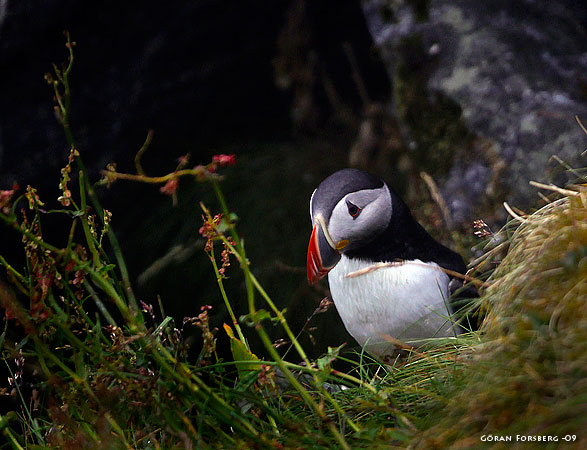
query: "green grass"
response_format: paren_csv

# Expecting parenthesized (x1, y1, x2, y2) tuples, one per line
(1, 35, 585, 450)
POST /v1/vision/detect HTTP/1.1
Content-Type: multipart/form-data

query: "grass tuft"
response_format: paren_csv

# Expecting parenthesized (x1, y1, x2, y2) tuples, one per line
(416, 187, 586, 449)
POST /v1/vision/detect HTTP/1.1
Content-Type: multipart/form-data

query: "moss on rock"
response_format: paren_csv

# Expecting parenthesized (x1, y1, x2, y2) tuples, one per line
(394, 34, 474, 178)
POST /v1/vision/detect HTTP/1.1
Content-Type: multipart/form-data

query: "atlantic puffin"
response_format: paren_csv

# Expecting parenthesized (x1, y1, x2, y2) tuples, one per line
(307, 168, 469, 357)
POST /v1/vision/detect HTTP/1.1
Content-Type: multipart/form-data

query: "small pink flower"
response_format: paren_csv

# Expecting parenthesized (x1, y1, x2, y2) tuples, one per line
(72, 270, 85, 286)
(176, 154, 190, 169)
(199, 214, 222, 239)
(160, 178, 179, 196)
(212, 154, 236, 167)
(0, 188, 16, 213)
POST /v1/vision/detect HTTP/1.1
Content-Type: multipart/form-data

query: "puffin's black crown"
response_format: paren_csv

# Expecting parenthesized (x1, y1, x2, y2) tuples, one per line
(312, 169, 384, 222)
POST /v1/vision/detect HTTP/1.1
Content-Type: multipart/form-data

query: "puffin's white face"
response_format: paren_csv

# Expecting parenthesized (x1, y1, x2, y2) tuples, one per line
(307, 171, 393, 284)
(325, 185, 392, 252)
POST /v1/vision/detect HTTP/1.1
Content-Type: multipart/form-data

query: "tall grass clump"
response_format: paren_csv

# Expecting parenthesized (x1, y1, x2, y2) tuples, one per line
(415, 183, 586, 449)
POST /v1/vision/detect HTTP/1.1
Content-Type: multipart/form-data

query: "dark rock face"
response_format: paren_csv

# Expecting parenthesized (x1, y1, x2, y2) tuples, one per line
(361, 0, 587, 222)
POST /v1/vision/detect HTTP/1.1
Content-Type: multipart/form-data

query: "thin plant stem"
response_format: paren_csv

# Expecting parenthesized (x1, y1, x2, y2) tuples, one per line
(78, 171, 100, 267)
(208, 245, 247, 345)
(32, 337, 99, 403)
(1, 426, 25, 450)
(83, 279, 118, 328)
(52, 31, 140, 315)
(0, 256, 26, 284)
(105, 412, 133, 450)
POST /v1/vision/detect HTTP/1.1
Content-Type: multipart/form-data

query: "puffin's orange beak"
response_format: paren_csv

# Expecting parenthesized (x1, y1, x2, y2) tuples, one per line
(307, 224, 341, 285)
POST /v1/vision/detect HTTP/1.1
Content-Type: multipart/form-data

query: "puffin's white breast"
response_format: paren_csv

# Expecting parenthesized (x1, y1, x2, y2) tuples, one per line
(328, 256, 456, 357)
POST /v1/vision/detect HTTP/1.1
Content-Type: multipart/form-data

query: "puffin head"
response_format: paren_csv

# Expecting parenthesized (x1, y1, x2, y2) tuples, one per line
(307, 168, 392, 284)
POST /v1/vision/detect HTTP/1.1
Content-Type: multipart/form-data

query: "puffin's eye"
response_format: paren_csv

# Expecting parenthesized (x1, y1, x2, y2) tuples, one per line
(346, 200, 361, 219)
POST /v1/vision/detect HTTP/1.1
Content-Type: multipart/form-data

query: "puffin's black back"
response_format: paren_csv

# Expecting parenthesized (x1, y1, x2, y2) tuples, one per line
(345, 187, 465, 273)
